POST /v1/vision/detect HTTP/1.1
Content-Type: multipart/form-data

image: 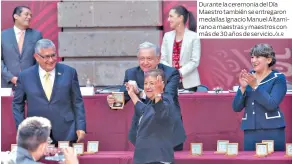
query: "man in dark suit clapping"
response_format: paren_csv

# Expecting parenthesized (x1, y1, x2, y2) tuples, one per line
(1, 6, 42, 88)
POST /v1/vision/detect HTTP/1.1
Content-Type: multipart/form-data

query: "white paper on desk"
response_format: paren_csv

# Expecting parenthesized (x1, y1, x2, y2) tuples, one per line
(59, 142, 69, 149)
(227, 144, 238, 155)
(218, 142, 228, 152)
(0, 88, 12, 96)
(80, 87, 94, 96)
(73, 144, 84, 155)
(11, 144, 17, 152)
(191, 143, 202, 155)
(287, 144, 292, 155)
(87, 141, 99, 153)
(207, 91, 229, 94)
(257, 144, 268, 156)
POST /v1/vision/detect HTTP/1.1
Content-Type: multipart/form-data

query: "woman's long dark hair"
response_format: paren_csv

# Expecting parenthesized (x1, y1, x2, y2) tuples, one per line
(171, 5, 196, 32)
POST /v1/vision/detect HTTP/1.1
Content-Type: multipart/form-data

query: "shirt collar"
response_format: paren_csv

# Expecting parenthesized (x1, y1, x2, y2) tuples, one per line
(15, 146, 36, 162)
(258, 70, 280, 86)
(14, 25, 25, 35)
(39, 65, 56, 78)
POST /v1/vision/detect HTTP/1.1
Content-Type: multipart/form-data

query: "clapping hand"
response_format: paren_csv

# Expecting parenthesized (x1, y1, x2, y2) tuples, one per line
(239, 69, 248, 89)
(238, 69, 258, 94)
(239, 69, 257, 89)
(243, 73, 257, 89)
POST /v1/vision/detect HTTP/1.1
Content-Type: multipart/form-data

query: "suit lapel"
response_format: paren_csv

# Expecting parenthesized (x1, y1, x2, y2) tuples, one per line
(168, 31, 175, 64)
(136, 67, 144, 89)
(34, 65, 48, 101)
(50, 64, 63, 102)
(157, 63, 163, 70)
(180, 28, 188, 61)
(20, 28, 32, 58)
(35, 64, 63, 102)
(10, 28, 20, 56)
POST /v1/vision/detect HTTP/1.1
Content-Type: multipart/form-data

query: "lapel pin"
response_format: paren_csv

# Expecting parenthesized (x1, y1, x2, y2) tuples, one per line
(58, 72, 62, 75)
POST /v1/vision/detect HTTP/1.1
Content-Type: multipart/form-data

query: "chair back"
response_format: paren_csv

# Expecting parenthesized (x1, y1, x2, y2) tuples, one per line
(196, 85, 209, 92)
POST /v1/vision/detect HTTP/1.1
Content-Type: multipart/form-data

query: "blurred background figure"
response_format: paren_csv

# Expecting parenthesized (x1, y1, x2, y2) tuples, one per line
(1, 6, 42, 88)
(160, 5, 201, 92)
(232, 43, 287, 151)
(1, 116, 79, 164)
(5, 116, 52, 163)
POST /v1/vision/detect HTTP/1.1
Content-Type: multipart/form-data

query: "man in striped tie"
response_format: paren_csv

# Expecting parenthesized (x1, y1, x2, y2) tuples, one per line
(1, 6, 42, 88)
(12, 39, 86, 147)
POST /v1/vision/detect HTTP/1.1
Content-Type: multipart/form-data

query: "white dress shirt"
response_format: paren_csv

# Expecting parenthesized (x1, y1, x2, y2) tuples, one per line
(14, 26, 25, 43)
(39, 66, 55, 90)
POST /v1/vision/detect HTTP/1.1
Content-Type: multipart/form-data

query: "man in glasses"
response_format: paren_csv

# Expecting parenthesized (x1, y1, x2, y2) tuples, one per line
(12, 39, 86, 148)
(1, 6, 42, 88)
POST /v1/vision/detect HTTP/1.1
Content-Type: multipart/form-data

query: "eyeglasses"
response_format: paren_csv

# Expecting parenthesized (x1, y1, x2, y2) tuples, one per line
(38, 53, 57, 61)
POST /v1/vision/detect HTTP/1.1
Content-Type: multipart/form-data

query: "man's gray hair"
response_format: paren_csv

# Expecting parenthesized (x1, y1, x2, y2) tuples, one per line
(35, 39, 56, 54)
(17, 116, 51, 152)
(138, 41, 160, 56)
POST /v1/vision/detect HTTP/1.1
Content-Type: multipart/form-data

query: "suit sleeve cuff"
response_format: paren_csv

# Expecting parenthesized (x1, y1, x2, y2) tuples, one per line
(7, 74, 14, 83)
(135, 101, 146, 116)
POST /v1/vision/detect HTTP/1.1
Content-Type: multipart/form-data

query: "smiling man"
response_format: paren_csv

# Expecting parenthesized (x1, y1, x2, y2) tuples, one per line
(12, 39, 86, 147)
(107, 41, 186, 151)
(1, 6, 42, 88)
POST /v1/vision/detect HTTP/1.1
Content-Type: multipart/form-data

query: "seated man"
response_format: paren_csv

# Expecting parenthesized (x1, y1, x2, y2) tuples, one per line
(126, 69, 175, 164)
(2, 116, 78, 164)
(107, 41, 186, 151)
